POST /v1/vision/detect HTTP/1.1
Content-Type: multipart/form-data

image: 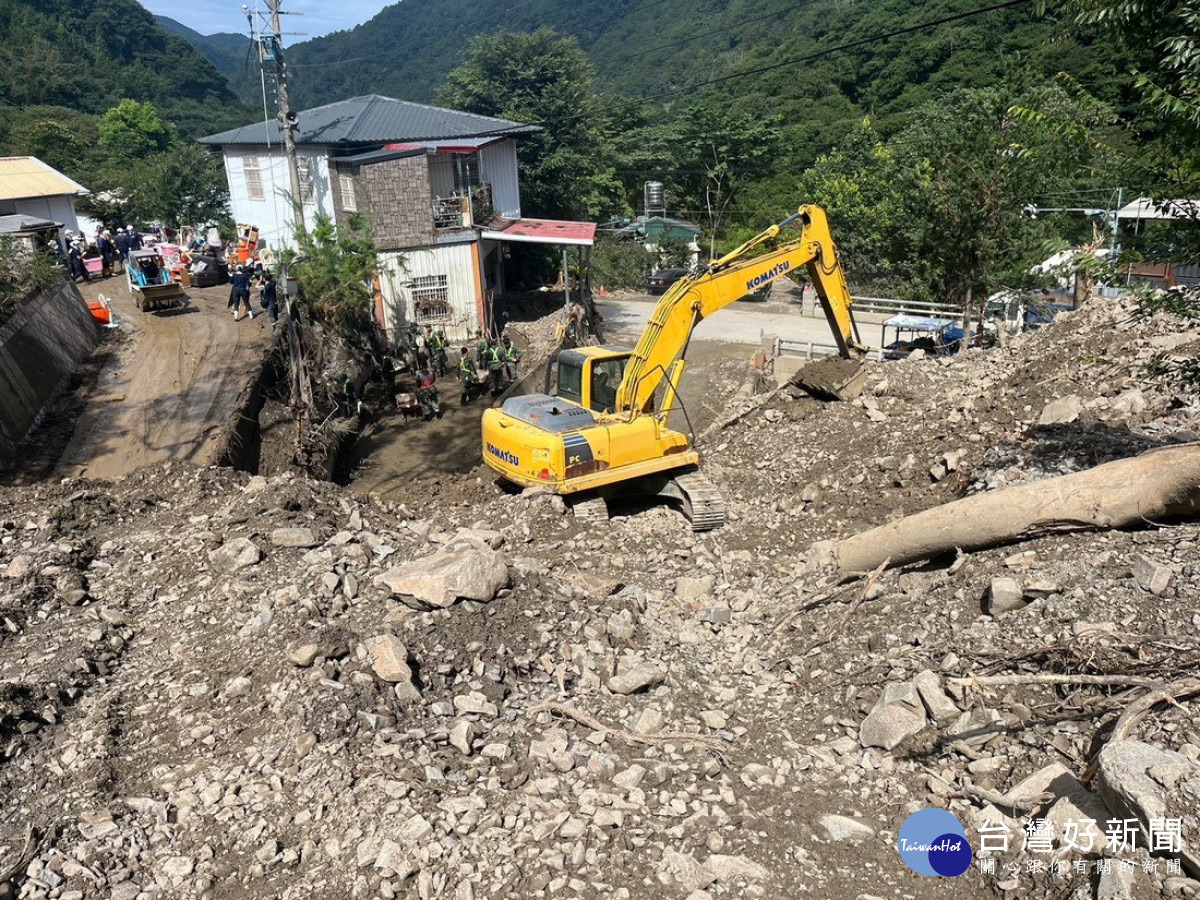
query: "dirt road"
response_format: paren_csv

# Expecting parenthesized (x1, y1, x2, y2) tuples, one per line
(55, 273, 273, 480)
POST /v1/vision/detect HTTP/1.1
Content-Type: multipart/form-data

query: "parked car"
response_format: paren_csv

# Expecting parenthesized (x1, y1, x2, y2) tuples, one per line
(1024, 301, 1073, 329)
(645, 267, 687, 295)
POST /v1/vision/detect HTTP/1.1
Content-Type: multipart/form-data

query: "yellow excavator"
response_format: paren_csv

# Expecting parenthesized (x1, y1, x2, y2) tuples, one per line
(480, 204, 867, 529)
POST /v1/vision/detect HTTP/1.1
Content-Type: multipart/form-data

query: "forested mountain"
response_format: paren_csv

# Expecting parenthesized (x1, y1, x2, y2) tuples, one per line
(0, 0, 254, 229)
(0, 0, 251, 146)
(155, 14, 253, 85)
(271, 0, 1118, 148)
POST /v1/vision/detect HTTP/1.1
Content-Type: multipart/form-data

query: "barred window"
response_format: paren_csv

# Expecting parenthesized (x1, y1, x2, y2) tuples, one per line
(243, 156, 264, 201)
(297, 156, 314, 204)
(411, 275, 451, 324)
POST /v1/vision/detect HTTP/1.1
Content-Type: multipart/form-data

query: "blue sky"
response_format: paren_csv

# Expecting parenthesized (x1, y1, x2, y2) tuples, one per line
(139, 0, 393, 40)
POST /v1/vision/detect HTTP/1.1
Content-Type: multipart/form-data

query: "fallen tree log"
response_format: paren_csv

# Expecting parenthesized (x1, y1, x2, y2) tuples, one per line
(835, 443, 1200, 574)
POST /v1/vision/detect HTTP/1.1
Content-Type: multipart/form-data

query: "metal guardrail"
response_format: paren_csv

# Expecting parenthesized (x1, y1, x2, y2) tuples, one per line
(776, 337, 883, 362)
(849, 295, 962, 318)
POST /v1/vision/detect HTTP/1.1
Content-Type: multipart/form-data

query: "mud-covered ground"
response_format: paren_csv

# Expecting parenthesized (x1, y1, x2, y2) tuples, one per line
(2, 293, 1200, 900)
(1, 274, 273, 486)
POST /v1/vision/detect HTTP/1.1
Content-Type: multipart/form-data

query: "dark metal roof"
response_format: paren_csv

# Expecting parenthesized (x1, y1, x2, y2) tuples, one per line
(342, 145, 427, 166)
(0, 213, 61, 235)
(198, 94, 540, 147)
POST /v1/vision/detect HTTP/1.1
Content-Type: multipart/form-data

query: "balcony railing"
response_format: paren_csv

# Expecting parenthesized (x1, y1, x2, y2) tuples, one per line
(432, 184, 494, 230)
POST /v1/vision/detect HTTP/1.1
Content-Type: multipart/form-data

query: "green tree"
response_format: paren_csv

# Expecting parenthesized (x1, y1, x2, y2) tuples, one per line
(437, 28, 622, 219)
(285, 213, 380, 328)
(16, 120, 87, 179)
(1055, 0, 1200, 256)
(98, 99, 172, 161)
(797, 119, 930, 293)
(591, 235, 653, 290)
(1064, 0, 1200, 124)
(672, 104, 782, 257)
(893, 80, 1094, 325)
(617, 104, 782, 252)
(126, 143, 230, 228)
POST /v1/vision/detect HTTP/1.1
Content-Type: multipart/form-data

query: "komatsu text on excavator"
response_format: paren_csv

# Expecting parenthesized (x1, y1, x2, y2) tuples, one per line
(480, 204, 867, 530)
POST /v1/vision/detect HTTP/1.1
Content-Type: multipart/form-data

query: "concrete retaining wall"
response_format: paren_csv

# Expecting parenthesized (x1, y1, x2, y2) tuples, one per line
(0, 280, 98, 462)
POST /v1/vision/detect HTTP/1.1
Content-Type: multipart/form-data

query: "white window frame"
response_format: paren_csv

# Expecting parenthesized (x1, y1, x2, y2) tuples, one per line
(243, 156, 264, 201)
(339, 170, 357, 212)
(297, 156, 315, 205)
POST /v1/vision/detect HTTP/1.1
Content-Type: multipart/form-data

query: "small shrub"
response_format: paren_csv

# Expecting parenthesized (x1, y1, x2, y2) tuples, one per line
(0, 238, 67, 315)
(1144, 355, 1200, 394)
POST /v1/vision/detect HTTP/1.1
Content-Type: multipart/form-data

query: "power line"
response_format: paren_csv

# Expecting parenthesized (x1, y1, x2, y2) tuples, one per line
(431, 0, 1040, 140)
(624, 0, 823, 60)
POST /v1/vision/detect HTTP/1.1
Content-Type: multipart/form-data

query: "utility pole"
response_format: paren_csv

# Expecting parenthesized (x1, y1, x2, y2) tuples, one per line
(1111, 186, 1123, 252)
(260, 0, 304, 229)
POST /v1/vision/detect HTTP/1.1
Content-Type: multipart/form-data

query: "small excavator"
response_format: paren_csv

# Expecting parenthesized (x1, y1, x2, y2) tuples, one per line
(480, 204, 867, 529)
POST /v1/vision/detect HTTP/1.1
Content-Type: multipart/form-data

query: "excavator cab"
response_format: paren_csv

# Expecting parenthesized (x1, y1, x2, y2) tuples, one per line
(554, 347, 633, 414)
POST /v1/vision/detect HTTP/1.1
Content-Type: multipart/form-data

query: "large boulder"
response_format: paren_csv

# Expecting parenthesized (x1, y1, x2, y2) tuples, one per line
(859, 681, 928, 751)
(859, 703, 926, 751)
(606, 661, 666, 695)
(375, 546, 509, 609)
(1038, 395, 1082, 425)
(364, 635, 413, 684)
(1095, 739, 1200, 877)
(208, 537, 262, 572)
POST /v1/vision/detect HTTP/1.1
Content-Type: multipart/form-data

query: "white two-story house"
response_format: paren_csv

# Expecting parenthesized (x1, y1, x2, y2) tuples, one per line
(199, 94, 595, 342)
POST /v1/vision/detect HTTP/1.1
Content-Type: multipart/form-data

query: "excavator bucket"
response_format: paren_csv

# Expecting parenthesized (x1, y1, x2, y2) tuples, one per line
(135, 282, 185, 311)
(790, 356, 866, 401)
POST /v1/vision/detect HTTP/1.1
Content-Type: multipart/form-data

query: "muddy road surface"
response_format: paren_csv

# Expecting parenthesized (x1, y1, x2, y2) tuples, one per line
(48, 274, 273, 481)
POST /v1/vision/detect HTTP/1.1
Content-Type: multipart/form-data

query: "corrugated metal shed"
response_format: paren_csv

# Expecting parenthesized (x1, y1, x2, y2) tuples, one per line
(0, 157, 89, 202)
(377, 243, 481, 343)
(480, 141, 520, 218)
(198, 95, 540, 147)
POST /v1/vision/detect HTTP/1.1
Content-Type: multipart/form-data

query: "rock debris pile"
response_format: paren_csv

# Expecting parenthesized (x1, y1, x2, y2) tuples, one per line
(1, 293, 1200, 900)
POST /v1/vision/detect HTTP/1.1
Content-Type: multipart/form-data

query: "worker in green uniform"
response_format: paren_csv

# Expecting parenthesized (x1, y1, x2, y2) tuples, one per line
(429, 326, 449, 376)
(458, 347, 475, 382)
(501, 335, 522, 383)
(486, 341, 506, 397)
(405, 322, 421, 350)
(475, 329, 489, 368)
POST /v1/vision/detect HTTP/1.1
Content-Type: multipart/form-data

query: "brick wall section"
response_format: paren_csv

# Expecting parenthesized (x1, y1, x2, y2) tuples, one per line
(337, 155, 436, 252)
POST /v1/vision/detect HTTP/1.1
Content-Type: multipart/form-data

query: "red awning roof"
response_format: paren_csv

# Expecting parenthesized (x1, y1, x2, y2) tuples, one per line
(482, 218, 596, 246)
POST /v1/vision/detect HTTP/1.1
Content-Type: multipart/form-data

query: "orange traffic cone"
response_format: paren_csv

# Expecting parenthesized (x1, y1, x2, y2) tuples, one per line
(599, 285, 607, 297)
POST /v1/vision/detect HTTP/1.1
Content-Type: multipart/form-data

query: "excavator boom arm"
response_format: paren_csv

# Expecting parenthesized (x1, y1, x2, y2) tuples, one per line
(615, 205, 865, 416)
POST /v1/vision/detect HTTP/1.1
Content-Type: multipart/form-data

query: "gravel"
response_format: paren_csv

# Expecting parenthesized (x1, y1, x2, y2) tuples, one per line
(1, 293, 1199, 899)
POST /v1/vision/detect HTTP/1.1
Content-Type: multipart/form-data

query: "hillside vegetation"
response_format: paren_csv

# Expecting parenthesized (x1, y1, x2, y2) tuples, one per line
(0, 0, 255, 229)
(0, 0, 251, 146)
(155, 14, 253, 88)
(277, 0, 1119, 147)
